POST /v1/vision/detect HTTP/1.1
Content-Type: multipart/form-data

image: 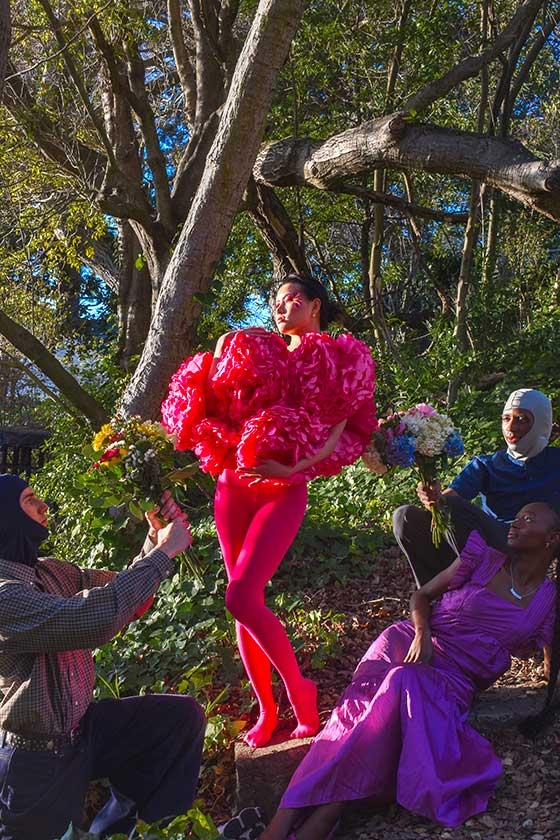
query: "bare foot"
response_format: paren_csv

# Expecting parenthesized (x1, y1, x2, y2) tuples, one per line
(290, 678, 320, 740)
(243, 709, 279, 748)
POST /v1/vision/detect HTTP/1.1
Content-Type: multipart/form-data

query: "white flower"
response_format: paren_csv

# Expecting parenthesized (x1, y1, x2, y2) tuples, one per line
(416, 414, 455, 457)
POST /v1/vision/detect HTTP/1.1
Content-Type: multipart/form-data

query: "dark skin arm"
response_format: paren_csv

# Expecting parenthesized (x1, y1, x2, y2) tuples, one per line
(404, 556, 462, 663)
(417, 480, 459, 508)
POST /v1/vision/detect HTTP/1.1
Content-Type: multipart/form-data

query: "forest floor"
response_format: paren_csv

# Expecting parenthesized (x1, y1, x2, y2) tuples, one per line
(212, 545, 560, 840)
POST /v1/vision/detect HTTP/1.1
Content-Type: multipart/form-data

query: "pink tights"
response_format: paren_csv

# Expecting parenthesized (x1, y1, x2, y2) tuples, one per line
(214, 469, 320, 747)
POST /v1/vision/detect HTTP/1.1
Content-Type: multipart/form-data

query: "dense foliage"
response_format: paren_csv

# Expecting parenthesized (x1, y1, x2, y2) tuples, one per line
(2, 0, 560, 835)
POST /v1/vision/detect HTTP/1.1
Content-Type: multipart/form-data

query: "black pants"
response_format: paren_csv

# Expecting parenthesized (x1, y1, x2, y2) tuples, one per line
(0, 694, 205, 840)
(392, 495, 510, 587)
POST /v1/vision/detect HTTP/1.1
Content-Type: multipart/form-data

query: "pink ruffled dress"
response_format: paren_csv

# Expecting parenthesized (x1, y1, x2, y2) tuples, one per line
(280, 531, 555, 826)
(161, 330, 377, 481)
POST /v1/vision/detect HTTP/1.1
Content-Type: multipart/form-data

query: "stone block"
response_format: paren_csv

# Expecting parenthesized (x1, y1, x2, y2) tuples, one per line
(468, 686, 544, 728)
(234, 727, 312, 820)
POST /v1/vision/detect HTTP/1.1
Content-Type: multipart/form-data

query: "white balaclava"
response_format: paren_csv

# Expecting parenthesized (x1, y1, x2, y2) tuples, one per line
(502, 388, 553, 461)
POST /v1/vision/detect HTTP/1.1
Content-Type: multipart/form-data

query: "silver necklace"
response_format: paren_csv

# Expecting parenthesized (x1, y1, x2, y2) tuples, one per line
(509, 563, 540, 600)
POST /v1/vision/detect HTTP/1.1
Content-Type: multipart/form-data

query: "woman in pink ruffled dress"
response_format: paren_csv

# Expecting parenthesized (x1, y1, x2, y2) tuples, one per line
(261, 501, 560, 838)
(161, 275, 376, 747)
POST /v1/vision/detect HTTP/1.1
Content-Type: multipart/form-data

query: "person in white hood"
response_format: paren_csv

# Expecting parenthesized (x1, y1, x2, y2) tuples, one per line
(393, 388, 560, 587)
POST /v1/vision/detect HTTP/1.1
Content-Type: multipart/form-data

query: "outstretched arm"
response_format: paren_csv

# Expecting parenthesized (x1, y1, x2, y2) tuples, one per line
(404, 556, 462, 663)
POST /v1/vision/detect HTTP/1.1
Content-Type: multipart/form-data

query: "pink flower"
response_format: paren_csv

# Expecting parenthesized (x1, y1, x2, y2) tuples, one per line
(413, 403, 438, 417)
(212, 332, 290, 424)
(100, 447, 121, 462)
(161, 352, 217, 451)
(237, 406, 327, 469)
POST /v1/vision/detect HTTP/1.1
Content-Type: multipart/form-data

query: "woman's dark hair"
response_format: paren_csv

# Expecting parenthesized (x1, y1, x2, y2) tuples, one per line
(272, 273, 342, 330)
(519, 504, 560, 738)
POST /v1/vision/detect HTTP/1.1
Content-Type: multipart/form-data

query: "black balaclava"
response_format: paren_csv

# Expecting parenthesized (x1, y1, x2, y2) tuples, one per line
(0, 474, 48, 567)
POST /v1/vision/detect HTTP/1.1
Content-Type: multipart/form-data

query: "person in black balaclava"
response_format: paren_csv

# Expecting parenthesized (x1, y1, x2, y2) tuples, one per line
(0, 474, 205, 840)
(392, 388, 560, 588)
(0, 474, 49, 567)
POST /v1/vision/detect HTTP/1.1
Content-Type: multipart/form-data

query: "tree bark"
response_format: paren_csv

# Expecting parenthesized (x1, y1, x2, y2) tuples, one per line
(0, 309, 108, 427)
(245, 179, 309, 277)
(254, 117, 560, 222)
(116, 222, 153, 370)
(120, 0, 306, 418)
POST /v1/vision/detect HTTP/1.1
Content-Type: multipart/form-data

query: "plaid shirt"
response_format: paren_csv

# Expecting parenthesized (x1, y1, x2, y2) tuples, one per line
(0, 547, 173, 738)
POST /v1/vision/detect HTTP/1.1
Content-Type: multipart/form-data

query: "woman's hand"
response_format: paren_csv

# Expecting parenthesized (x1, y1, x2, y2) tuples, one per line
(240, 459, 294, 481)
(404, 631, 433, 664)
(213, 327, 269, 358)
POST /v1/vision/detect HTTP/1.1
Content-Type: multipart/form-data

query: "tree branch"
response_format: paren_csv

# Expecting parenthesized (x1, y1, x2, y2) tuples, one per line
(4, 63, 104, 187)
(37, 0, 118, 168)
(245, 179, 310, 275)
(330, 183, 469, 224)
(404, 0, 545, 115)
(167, 0, 197, 125)
(254, 116, 560, 221)
(509, 9, 559, 109)
(0, 309, 108, 427)
(124, 42, 176, 236)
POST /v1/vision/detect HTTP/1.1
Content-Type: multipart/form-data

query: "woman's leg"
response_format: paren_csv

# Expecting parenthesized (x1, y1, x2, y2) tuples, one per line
(215, 473, 319, 746)
(215, 474, 277, 745)
(225, 480, 318, 742)
(293, 802, 343, 840)
(262, 803, 343, 840)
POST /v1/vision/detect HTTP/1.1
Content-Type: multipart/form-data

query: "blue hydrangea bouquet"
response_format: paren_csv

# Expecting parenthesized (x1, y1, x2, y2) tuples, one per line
(362, 403, 464, 547)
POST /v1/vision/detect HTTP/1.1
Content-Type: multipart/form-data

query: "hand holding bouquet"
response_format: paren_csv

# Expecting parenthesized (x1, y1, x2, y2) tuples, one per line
(86, 415, 201, 579)
(363, 403, 464, 547)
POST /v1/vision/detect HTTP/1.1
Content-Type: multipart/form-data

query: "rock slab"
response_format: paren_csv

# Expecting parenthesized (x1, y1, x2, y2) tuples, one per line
(234, 687, 546, 820)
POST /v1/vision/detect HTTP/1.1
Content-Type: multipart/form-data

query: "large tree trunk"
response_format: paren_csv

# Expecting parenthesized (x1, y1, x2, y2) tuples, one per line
(121, 0, 305, 419)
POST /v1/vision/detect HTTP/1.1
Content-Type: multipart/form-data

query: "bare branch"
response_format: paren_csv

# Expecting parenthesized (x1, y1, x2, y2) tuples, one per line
(405, 0, 545, 114)
(167, 0, 197, 125)
(0, 309, 108, 427)
(37, 0, 118, 167)
(330, 182, 469, 224)
(509, 9, 559, 107)
(124, 42, 175, 236)
(187, 0, 226, 124)
(245, 179, 309, 275)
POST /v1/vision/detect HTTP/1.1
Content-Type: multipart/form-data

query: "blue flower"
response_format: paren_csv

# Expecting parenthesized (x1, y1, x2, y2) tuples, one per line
(387, 434, 416, 467)
(443, 431, 464, 457)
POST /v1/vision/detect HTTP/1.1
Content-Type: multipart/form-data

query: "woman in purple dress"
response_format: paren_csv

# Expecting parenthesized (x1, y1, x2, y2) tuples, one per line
(261, 501, 560, 839)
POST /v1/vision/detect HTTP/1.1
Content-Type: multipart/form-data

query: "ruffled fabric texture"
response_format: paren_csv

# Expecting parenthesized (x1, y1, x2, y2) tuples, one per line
(161, 330, 376, 481)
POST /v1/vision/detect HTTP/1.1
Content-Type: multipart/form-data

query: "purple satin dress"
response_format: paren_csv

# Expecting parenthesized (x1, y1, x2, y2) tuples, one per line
(281, 532, 555, 826)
